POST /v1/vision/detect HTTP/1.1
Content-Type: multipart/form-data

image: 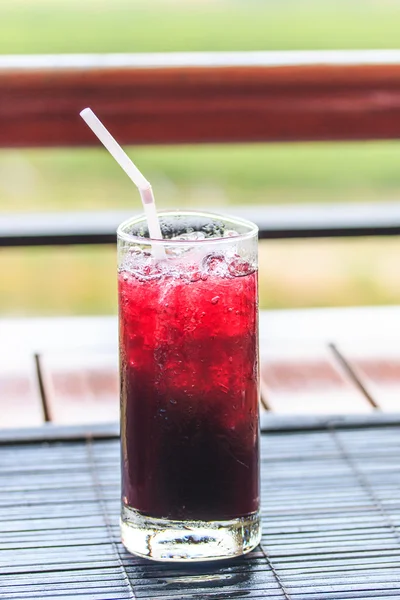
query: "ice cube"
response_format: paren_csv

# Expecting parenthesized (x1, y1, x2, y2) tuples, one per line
(201, 253, 228, 276)
(223, 229, 239, 238)
(171, 231, 206, 241)
(199, 220, 226, 238)
(228, 257, 254, 277)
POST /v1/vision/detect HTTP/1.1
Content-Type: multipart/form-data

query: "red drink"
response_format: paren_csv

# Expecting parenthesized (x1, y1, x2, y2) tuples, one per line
(120, 260, 259, 520)
(118, 211, 260, 561)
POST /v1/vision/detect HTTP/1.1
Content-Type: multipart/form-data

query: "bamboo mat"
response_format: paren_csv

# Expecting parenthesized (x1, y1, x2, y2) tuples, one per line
(1, 420, 400, 599)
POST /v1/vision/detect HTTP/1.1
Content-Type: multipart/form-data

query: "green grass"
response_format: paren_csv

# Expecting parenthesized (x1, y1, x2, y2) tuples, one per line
(2, 0, 400, 54)
(2, 0, 400, 314)
(3, 142, 400, 214)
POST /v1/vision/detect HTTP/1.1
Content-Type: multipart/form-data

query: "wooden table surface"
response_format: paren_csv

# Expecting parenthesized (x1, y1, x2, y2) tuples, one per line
(1, 306, 400, 428)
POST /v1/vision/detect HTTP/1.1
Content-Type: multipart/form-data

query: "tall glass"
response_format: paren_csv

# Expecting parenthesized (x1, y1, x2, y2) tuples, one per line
(118, 210, 260, 561)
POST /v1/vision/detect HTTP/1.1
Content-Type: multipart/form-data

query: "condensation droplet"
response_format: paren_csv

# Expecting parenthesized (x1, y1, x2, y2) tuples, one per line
(211, 296, 220, 305)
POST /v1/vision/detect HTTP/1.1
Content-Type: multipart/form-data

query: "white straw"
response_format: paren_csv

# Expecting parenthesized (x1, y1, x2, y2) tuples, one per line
(80, 108, 165, 258)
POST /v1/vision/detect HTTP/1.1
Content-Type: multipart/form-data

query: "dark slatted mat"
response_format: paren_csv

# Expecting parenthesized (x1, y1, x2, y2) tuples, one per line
(1, 422, 400, 599)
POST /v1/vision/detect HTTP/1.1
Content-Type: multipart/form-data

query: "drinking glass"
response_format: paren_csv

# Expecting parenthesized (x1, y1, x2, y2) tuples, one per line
(118, 210, 260, 561)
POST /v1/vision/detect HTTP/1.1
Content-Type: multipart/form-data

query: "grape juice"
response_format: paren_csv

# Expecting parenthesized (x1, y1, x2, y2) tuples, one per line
(119, 252, 259, 522)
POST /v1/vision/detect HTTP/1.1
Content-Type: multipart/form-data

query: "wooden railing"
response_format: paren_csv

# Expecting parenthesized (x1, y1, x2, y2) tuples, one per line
(2, 50, 400, 244)
(2, 203, 400, 247)
(3, 50, 400, 147)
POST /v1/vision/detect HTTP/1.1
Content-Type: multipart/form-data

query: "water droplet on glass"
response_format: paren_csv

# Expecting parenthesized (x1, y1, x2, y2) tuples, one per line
(169, 398, 177, 405)
(211, 296, 220, 305)
(172, 231, 206, 241)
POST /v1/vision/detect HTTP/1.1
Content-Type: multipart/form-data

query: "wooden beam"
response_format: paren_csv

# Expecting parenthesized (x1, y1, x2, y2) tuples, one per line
(260, 343, 373, 414)
(39, 350, 119, 425)
(0, 202, 400, 247)
(2, 203, 400, 247)
(335, 342, 400, 412)
(2, 51, 400, 148)
(0, 355, 44, 428)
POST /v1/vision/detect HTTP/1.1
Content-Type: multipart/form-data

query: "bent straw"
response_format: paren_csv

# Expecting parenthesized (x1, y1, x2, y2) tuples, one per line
(80, 108, 165, 259)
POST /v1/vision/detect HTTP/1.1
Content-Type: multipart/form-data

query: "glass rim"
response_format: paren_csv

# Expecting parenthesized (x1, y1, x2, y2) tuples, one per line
(117, 209, 259, 246)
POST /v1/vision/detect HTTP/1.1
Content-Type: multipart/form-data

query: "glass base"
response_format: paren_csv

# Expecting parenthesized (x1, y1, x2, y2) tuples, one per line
(121, 505, 261, 562)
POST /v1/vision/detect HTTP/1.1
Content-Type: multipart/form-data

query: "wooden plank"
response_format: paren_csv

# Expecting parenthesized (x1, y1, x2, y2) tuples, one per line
(39, 351, 118, 424)
(259, 306, 400, 345)
(40, 349, 267, 423)
(0, 316, 118, 357)
(0, 355, 44, 427)
(2, 51, 400, 147)
(0, 423, 119, 444)
(260, 344, 373, 414)
(2, 309, 400, 424)
(2, 307, 400, 357)
(2, 414, 400, 444)
(336, 342, 400, 412)
(4, 202, 400, 248)
(3, 308, 400, 358)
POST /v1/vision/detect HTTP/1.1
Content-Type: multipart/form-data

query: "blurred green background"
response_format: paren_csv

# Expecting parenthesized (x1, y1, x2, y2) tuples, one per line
(2, 0, 400, 315)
